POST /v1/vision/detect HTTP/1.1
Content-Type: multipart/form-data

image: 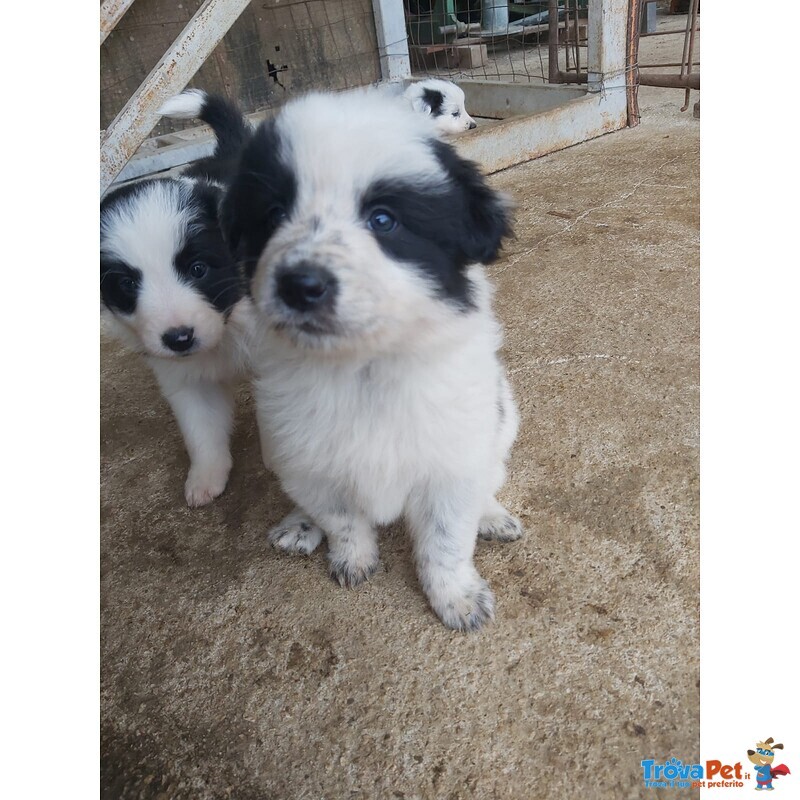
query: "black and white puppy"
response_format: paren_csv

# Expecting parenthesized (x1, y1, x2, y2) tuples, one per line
(100, 91, 254, 507)
(404, 78, 477, 135)
(222, 89, 521, 631)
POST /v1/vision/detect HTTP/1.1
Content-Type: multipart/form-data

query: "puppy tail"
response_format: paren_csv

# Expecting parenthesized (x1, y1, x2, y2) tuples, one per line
(158, 89, 250, 162)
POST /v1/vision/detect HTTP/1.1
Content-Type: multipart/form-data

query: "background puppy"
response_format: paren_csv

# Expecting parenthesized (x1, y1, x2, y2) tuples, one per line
(404, 78, 477, 135)
(223, 89, 520, 631)
(100, 91, 254, 506)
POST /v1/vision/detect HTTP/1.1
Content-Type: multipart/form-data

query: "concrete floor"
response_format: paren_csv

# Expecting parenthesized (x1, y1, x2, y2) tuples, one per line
(101, 19, 699, 800)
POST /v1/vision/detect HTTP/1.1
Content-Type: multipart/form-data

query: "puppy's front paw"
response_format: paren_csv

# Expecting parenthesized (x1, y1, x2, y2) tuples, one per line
(478, 510, 524, 542)
(427, 573, 495, 632)
(268, 510, 324, 555)
(328, 543, 379, 589)
(184, 458, 232, 507)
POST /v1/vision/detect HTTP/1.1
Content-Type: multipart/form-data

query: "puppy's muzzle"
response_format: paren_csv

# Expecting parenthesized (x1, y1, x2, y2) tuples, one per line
(276, 263, 338, 313)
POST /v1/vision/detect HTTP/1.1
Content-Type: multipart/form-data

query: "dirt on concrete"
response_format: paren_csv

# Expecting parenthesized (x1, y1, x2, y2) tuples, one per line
(101, 33, 699, 800)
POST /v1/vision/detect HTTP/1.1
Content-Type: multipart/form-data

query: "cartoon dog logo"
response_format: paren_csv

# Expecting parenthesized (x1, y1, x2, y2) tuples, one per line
(747, 738, 791, 791)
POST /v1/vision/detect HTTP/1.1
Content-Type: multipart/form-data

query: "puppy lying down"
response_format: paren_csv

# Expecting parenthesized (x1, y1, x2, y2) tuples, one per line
(223, 89, 521, 631)
(403, 78, 478, 135)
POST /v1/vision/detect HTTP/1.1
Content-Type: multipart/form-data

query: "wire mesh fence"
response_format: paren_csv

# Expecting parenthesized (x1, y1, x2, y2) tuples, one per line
(404, 0, 588, 85)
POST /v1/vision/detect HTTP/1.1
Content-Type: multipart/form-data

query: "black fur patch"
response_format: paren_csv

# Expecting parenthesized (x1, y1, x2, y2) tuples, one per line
(221, 120, 297, 283)
(361, 179, 474, 308)
(181, 94, 252, 185)
(100, 181, 153, 315)
(100, 256, 142, 315)
(422, 88, 445, 117)
(431, 140, 512, 264)
(359, 139, 512, 309)
(176, 182, 243, 313)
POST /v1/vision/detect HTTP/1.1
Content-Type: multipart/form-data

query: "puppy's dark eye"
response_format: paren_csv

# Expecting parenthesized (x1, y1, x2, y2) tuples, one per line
(266, 206, 287, 227)
(367, 208, 398, 234)
(118, 275, 138, 295)
(189, 262, 209, 279)
(452, 111, 461, 118)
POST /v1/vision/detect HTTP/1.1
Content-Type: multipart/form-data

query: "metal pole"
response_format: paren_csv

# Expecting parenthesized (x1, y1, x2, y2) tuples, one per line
(548, 0, 561, 83)
(372, 0, 411, 82)
(100, 0, 137, 46)
(626, 0, 642, 127)
(680, 0, 699, 111)
(482, 0, 509, 33)
(638, 72, 699, 88)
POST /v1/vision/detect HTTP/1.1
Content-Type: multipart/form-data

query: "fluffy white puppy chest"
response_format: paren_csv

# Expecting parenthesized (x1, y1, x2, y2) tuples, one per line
(255, 315, 501, 524)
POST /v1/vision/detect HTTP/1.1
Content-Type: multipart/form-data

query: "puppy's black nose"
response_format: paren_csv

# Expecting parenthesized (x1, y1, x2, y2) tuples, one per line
(162, 326, 195, 352)
(468, 120, 477, 130)
(276, 265, 337, 312)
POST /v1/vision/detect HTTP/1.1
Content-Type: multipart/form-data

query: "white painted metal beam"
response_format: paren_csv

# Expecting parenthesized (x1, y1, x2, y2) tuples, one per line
(587, 0, 629, 94)
(371, 0, 411, 82)
(455, 88, 628, 174)
(100, 0, 251, 196)
(100, 0, 137, 45)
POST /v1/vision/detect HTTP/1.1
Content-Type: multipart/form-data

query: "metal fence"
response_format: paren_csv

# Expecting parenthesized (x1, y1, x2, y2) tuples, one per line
(405, 0, 588, 86)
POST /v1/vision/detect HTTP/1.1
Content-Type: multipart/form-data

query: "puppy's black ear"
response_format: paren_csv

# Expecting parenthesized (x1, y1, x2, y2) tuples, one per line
(219, 120, 297, 281)
(194, 181, 223, 223)
(219, 180, 255, 279)
(421, 87, 445, 117)
(219, 181, 242, 254)
(432, 140, 513, 264)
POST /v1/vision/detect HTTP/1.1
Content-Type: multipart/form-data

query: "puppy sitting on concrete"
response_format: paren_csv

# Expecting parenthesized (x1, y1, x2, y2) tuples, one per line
(223, 89, 520, 631)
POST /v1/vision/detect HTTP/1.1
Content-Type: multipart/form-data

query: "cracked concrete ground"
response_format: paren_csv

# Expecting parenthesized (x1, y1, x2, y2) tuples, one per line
(101, 20, 699, 800)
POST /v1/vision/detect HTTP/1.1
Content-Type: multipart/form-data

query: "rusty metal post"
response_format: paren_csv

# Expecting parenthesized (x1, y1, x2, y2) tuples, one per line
(548, 0, 561, 82)
(680, 0, 699, 111)
(100, 0, 137, 45)
(637, 73, 699, 88)
(626, 0, 641, 127)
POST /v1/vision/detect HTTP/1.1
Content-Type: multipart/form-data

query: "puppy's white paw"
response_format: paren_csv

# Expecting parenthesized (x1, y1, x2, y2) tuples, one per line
(328, 538, 379, 588)
(427, 572, 495, 632)
(268, 510, 324, 555)
(478, 510, 524, 542)
(184, 459, 231, 507)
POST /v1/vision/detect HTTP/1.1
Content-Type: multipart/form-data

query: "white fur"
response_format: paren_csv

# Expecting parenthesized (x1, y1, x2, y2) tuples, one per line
(246, 90, 520, 630)
(157, 88, 207, 119)
(146, 299, 256, 506)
